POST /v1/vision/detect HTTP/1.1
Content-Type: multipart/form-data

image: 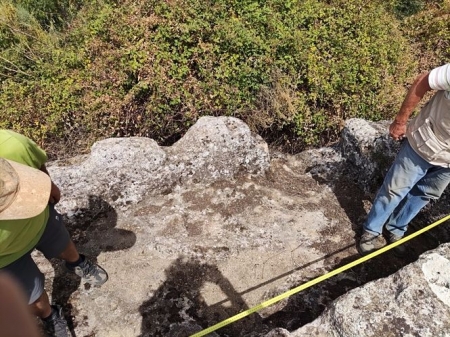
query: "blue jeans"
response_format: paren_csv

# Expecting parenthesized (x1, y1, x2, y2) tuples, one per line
(363, 139, 450, 237)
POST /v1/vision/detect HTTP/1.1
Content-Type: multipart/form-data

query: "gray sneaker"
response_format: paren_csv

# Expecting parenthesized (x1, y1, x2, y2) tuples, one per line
(358, 231, 386, 255)
(387, 232, 407, 257)
(42, 305, 69, 337)
(66, 255, 109, 286)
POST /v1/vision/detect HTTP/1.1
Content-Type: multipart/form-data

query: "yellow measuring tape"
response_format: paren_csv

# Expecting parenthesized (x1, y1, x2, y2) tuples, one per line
(191, 214, 450, 337)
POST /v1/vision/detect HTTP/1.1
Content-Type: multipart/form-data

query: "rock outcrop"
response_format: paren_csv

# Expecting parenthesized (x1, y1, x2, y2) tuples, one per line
(50, 116, 269, 214)
(284, 244, 450, 337)
(34, 117, 450, 337)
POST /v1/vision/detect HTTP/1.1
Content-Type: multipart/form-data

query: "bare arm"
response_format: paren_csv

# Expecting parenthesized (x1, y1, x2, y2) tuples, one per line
(40, 164, 61, 204)
(0, 273, 40, 337)
(389, 72, 432, 140)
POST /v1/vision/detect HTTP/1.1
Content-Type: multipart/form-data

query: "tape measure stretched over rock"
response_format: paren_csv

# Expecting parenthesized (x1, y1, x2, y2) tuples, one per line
(190, 214, 450, 337)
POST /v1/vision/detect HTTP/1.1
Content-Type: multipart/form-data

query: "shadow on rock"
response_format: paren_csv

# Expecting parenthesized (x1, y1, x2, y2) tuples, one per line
(262, 246, 420, 333)
(50, 195, 136, 336)
(308, 163, 369, 238)
(139, 257, 264, 337)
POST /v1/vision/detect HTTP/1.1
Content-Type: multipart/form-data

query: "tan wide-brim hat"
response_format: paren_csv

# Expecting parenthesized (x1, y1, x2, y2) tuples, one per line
(0, 158, 51, 220)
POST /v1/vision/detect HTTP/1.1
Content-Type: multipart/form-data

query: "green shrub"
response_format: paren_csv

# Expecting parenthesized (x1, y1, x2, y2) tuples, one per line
(0, 1, 90, 155)
(1, 0, 416, 157)
(402, 1, 450, 70)
(393, 0, 425, 17)
(0, 2, 57, 80)
(13, 0, 83, 30)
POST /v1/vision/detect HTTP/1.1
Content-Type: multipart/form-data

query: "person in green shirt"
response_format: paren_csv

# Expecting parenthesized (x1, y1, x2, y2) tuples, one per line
(0, 130, 108, 337)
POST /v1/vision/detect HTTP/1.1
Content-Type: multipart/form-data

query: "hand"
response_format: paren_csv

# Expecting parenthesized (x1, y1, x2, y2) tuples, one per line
(389, 121, 407, 141)
(49, 182, 61, 204)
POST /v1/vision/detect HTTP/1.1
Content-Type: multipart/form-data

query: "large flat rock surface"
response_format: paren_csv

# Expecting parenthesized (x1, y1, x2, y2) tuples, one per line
(33, 117, 450, 337)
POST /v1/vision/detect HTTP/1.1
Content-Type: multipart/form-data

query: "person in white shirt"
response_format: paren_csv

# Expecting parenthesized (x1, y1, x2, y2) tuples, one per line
(359, 64, 450, 256)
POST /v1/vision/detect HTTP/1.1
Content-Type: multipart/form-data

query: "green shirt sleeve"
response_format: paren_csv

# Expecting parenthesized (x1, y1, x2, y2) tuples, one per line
(0, 130, 47, 169)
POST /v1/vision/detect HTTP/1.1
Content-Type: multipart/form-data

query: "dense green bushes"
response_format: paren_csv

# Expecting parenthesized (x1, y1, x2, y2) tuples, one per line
(403, 0, 450, 70)
(0, 0, 83, 152)
(0, 0, 428, 157)
(14, 0, 83, 29)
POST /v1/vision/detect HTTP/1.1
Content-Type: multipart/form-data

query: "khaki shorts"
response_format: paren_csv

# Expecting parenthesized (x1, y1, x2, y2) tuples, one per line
(1, 205, 71, 304)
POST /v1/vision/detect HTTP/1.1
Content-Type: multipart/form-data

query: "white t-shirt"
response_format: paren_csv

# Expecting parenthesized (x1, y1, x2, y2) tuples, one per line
(429, 63, 450, 98)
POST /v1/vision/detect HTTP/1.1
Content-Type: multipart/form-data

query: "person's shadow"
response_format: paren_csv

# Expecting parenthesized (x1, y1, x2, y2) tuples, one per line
(139, 256, 264, 337)
(50, 195, 136, 336)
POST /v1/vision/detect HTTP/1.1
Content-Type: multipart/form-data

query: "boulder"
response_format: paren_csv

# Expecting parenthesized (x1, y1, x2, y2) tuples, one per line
(339, 118, 401, 194)
(49, 116, 270, 215)
(288, 244, 450, 337)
